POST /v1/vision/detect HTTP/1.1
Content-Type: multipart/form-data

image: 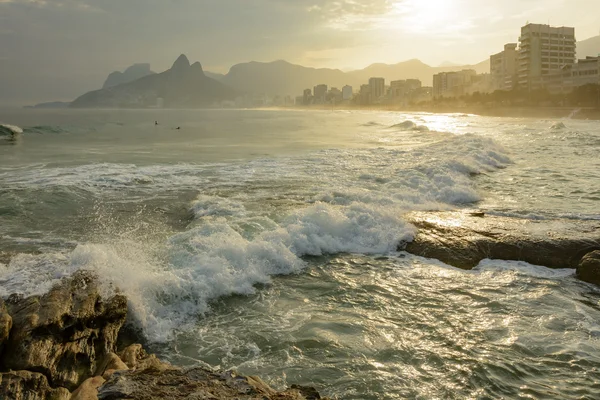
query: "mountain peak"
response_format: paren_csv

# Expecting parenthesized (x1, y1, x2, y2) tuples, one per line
(190, 61, 204, 75)
(172, 54, 191, 71)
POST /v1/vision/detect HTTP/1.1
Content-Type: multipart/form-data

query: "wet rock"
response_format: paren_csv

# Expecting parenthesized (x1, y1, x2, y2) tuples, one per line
(0, 370, 70, 400)
(2, 271, 128, 391)
(403, 211, 600, 271)
(577, 250, 600, 285)
(0, 298, 12, 355)
(70, 376, 105, 400)
(97, 367, 328, 400)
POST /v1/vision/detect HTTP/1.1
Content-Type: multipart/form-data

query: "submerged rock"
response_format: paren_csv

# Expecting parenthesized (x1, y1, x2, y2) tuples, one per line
(577, 250, 600, 285)
(403, 211, 600, 271)
(2, 270, 128, 390)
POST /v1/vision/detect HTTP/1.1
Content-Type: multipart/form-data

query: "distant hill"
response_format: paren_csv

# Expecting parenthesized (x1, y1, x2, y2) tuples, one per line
(24, 101, 71, 109)
(216, 58, 490, 97)
(204, 71, 226, 81)
(578, 35, 600, 58)
(103, 63, 155, 89)
(220, 60, 349, 97)
(346, 59, 490, 88)
(71, 55, 236, 108)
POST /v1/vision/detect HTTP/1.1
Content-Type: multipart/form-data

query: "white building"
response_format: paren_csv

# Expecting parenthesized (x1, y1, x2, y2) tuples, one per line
(342, 85, 353, 101)
(368, 77, 385, 103)
(433, 70, 477, 97)
(490, 43, 518, 91)
(547, 56, 600, 93)
(518, 23, 576, 90)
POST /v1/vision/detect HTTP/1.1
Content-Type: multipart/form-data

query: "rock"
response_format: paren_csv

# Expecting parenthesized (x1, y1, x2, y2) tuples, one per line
(577, 250, 600, 285)
(70, 376, 105, 400)
(0, 370, 70, 400)
(3, 271, 128, 391)
(403, 211, 600, 270)
(97, 367, 328, 400)
(0, 298, 12, 355)
(95, 353, 128, 379)
(118, 344, 171, 372)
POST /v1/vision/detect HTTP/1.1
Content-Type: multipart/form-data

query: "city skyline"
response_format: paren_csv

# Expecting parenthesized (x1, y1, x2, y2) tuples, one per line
(1, 0, 599, 105)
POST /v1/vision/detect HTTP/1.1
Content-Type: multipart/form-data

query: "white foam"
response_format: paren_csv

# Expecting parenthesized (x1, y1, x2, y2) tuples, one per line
(0, 126, 513, 342)
(0, 123, 23, 136)
(474, 259, 575, 279)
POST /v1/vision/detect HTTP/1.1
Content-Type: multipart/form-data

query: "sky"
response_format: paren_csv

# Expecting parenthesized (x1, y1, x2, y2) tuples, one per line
(0, 0, 599, 105)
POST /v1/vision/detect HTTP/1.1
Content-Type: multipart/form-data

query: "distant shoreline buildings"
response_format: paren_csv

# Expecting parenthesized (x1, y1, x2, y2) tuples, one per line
(277, 22, 598, 108)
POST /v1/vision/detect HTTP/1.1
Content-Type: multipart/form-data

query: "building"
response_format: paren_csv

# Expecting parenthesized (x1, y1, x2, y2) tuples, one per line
(369, 77, 385, 103)
(546, 56, 600, 93)
(342, 85, 353, 101)
(358, 84, 371, 105)
(518, 23, 576, 91)
(490, 43, 518, 91)
(313, 84, 328, 104)
(433, 70, 477, 98)
(389, 79, 422, 102)
(303, 89, 312, 105)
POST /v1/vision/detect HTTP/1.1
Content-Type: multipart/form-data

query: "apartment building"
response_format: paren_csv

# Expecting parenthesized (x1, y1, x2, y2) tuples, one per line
(518, 23, 576, 90)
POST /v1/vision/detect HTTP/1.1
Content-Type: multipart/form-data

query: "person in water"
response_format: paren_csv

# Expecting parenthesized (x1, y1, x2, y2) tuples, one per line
(155, 121, 158, 126)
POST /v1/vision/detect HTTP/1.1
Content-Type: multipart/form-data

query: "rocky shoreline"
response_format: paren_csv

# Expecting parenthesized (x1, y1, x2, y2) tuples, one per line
(0, 271, 329, 400)
(402, 211, 600, 285)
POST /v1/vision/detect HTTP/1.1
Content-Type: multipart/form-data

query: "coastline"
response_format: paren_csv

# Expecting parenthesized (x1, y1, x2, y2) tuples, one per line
(282, 104, 600, 120)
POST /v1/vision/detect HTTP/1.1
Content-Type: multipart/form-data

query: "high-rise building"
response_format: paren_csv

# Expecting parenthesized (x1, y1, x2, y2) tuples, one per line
(359, 84, 371, 105)
(342, 85, 353, 101)
(303, 89, 312, 105)
(313, 84, 328, 104)
(518, 23, 576, 90)
(433, 70, 476, 97)
(490, 43, 518, 91)
(368, 78, 385, 103)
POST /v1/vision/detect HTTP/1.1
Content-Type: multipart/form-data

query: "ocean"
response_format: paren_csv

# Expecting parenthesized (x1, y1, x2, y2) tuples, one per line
(1, 108, 599, 399)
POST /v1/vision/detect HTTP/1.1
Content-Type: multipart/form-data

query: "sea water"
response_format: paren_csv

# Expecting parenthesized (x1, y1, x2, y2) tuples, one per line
(1, 109, 599, 399)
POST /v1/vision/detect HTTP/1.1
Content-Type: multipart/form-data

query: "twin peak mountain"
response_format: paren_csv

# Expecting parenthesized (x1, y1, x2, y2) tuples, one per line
(71, 55, 234, 108)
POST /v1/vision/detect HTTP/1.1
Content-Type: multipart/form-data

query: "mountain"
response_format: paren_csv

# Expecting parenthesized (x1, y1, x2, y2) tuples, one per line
(218, 58, 490, 97)
(103, 63, 155, 89)
(438, 61, 460, 67)
(71, 55, 236, 108)
(346, 58, 489, 87)
(578, 35, 600, 58)
(220, 60, 349, 97)
(204, 71, 226, 81)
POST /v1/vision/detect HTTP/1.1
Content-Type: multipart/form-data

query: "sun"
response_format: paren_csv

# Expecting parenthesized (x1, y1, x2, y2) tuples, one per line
(391, 0, 463, 35)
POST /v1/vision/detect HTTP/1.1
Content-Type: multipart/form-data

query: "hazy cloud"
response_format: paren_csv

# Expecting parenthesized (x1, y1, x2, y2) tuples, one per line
(0, 0, 598, 105)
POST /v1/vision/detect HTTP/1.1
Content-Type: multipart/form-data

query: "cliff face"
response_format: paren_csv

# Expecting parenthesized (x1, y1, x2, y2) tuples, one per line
(72, 55, 236, 108)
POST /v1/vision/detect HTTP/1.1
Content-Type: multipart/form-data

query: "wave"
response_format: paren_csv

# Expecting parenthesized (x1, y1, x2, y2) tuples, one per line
(0, 123, 23, 137)
(23, 125, 68, 135)
(389, 120, 430, 132)
(0, 132, 512, 342)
